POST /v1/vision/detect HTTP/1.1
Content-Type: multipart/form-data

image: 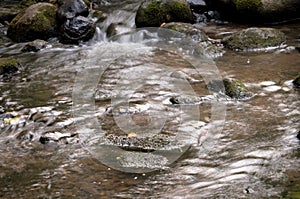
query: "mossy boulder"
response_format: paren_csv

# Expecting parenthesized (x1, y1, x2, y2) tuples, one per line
(293, 75, 300, 88)
(7, 3, 57, 42)
(135, 0, 193, 28)
(222, 27, 286, 51)
(209, 0, 300, 23)
(208, 78, 254, 99)
(0, 57, 20, 75)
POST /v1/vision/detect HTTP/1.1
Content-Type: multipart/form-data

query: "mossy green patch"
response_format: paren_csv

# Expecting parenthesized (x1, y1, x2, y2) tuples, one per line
(143, 1, 168, 27)
(223, 78, 252, 99)
(208, 78, 253, 99)
(236, 0, 262, 12)
(0, 57, 20, 75)
(7, 3, 57, 42)
(135, 0, 193, 28)
(223, 28, 286, 51)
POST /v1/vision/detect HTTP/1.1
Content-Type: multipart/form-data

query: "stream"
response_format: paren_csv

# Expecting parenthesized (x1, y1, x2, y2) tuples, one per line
(0, 0, 300, 198)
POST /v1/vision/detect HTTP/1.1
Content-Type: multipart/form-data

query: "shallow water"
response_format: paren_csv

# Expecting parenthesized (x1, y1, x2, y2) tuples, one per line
(0, 1, 300, 198)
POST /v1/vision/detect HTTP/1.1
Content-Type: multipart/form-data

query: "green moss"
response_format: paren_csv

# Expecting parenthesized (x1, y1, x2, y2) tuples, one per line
(136, 0, 193, 27)
(143, 1, 168, 27)
(0, 57, 20, 75)
(169, 2, 192, 21)
(208, 78, 253, 99)
(8, 3, 57, 42)
(236, 0, 262, 12)
(223, 28, 286, 51)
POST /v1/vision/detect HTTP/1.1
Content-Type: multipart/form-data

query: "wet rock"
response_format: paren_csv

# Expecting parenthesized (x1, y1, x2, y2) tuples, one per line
(297, 131, 300, 140)
(56, 0, 89, 24)
(21, 39, 48, 52)
(106, 23, 118, 38)
(170, 93, 231, 104)
(56, 0, 95, 44)
(0, 57, 20, 75)
(170, 70, 201, 83)
(105, 133, 173, 152)
(163, 22, 208, 41)
(135, 0, 193, 28)
(292, 75, 300, 88)
(207, 78, 254, 99)
(209, 0, 300, 23)
(40, 132, 78, 144)
(170, 93, 223, 105)
(162, 22, 224, 57)
(187, 0, 206, 7)
(59, 15, 96, 44)
(7, 3, 57, 42)
(222, 27, 286, 51)
(170, 95, 202, 104)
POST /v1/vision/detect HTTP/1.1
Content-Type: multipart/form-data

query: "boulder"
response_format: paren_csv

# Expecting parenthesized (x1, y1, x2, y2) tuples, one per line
(21, 39, 48, 52)
(59, 16, 96, 44)
(208, 0, 300, 23)
(222, 27, 286, 51)
(7, 3, 57, 42)
(0, 57, 20, 75)
(135, 0, 193, 27)
(56, 0, 89, 24)
(207, 78, 254, 99)
(56, 0, 95, 44)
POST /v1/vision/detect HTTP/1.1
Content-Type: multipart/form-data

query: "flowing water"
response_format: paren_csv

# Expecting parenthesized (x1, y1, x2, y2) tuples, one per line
(0, 1, 300, 198)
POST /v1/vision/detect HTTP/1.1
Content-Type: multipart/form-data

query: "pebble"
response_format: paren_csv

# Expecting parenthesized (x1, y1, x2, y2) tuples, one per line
(263, 85, 282, 92)
(259, 81, 276, 87)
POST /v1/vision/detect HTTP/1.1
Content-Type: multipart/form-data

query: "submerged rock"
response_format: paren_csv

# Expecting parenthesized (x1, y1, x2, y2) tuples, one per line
(105, 133, 173, 152)
(293, 75, 300, 88)
(162, 22, 224, 57)
(7, 3, 57, 42)
(21, 39, 48, 52)
(222, 27, 286, 51)
(135, 0, 193, 27)
(170, 70, 201, 83)
(170, 95, 203, 104)
(163, 22, 209, 41)
(0, 57, 20, 75)
(170, 93, 232, 104)
(208, 78, 254, 99)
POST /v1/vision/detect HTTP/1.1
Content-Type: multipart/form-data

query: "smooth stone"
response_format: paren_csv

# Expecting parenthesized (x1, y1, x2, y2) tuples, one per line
(263, 85, 282, 92)
(259, 81, 276, 87)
